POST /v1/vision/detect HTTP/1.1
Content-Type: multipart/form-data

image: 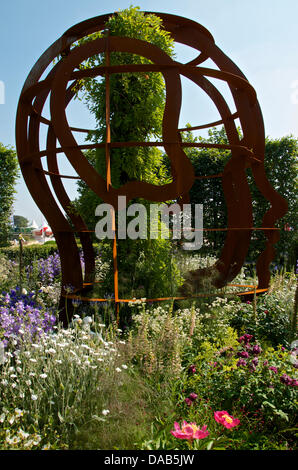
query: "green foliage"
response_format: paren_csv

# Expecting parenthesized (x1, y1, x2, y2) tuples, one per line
(0, 247, 296, 450)
(95, 237, 180, 326)
(74, 6, 174, 186)
(74, 6, 174, 223)
(0, 243, 58, 266)
(75, 6, 174, 198)
(72, 7, 178, 305)
(0, 143, 19, 247)
(183, 127, 298, 268)
(182, 126, 230, 252)
(228, 286, 296, 348)
(0, 319, 173, 450)
(247, 135, 298, 268)
(185, 340, 297, 429)
(0, 253, 18, 292)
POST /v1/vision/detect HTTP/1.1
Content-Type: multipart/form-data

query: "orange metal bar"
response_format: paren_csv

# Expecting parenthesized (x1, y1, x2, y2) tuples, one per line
(62, 285, 268, 303)
(178, 112, 238, 132)
(105, 35, 111, 192)
(105, 33, 120, 322)
(23, 141, 261, 163)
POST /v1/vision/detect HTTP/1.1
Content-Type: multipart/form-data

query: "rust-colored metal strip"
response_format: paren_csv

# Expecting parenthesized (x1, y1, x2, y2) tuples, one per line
(62, 286, 269, 303)
(22, 141, 260, 163)
(39, 168, 80, 179)
(70, 63, 257, 104)
(105, 34, 112, 192)
(178, 112, 238, 132)
(105, 33, 119, 320)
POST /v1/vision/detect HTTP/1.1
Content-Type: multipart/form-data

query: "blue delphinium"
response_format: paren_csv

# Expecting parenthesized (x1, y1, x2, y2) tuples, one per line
(1, 287, 39, 309)
(26, 251, 85, 286)
(0, 288, 56, 348)
(37, 253, 61, 285)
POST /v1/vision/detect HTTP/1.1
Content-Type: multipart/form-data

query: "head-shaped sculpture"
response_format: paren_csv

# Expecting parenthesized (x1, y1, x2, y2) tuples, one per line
(15, 12, 287, 324)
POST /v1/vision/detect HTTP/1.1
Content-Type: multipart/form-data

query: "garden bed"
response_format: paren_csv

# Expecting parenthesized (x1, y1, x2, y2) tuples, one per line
(0, 249, 297, 450)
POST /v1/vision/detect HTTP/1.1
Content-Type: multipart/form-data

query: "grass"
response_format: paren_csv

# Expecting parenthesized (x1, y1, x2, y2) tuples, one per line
(71, 369, 174, 450)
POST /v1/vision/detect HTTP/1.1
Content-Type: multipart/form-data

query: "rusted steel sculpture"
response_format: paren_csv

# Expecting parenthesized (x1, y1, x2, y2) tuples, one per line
(15, 12, 288, 325)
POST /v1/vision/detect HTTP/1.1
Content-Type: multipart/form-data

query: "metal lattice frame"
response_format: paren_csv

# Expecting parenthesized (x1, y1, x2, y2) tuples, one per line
(15, 12, 288, 325)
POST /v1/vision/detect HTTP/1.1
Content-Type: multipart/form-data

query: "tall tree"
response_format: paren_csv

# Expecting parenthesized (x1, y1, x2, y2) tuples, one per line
(182, 127, 297, 268)
(75, 6, 173, 223)
(181, 126, 230, 253)
(74, 7, 178, 300)
(0, 143, 19, 246)
(248, 135, 297, 268)
(13, 215, 29, 231)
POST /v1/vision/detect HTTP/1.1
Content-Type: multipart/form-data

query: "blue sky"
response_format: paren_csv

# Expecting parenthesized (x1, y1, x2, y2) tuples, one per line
(0, 0, 297, 223)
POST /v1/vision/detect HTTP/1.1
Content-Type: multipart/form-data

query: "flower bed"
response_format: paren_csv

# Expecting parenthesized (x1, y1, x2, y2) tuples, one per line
(0, 250, 297, 450)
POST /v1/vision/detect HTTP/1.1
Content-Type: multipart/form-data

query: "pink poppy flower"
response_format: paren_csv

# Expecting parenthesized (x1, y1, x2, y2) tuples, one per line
(171, 421, 209, 441)
(214, 411, 240, 429)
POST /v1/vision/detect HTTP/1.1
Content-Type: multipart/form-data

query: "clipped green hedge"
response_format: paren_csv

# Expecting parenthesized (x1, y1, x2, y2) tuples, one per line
(0, 243, 59, 265)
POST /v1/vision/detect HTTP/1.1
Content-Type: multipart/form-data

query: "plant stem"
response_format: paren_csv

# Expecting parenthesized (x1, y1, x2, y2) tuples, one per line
(19, 235, 23, 290)
(292, 278, 298, 340)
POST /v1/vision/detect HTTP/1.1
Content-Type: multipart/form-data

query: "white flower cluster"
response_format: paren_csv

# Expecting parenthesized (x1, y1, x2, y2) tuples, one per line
(0, 407, 45, 449)
(0, 255, 18, 285)
(0, 319, 127, 449)
(95, 257, 110, 280)
(131, 298, 236, 346)
(128, 298, 147, 307)
(39, 284, 60, 306)
(177, 254, 217, 275)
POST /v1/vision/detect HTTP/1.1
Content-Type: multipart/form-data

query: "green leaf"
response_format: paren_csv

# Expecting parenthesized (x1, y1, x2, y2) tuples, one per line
(57, 411, 64, 423)
(274, 410, 289, 421)
(206, 440, 214, 450)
